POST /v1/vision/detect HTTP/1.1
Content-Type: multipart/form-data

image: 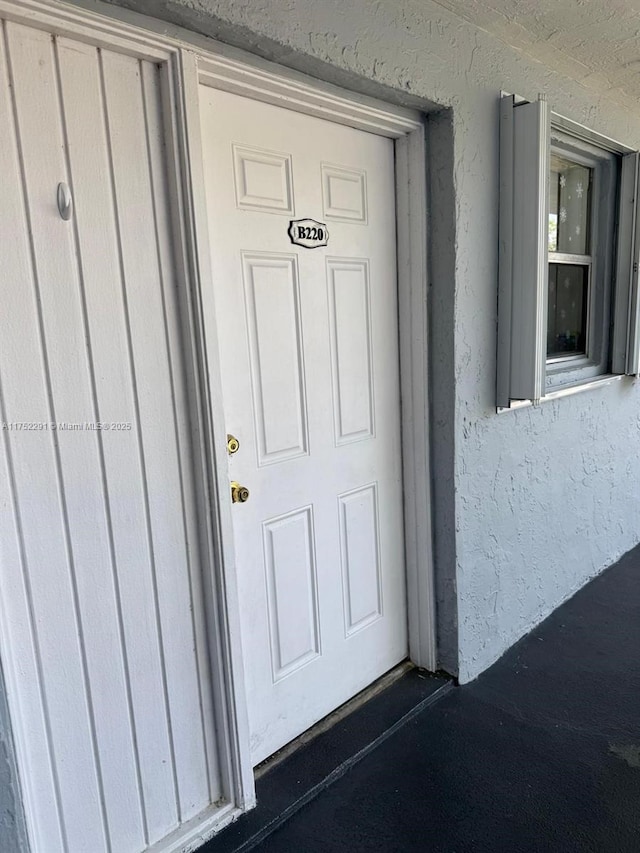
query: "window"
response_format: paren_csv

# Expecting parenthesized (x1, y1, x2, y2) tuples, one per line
(497, 94, 640, 408)
(545, 133, 618, 390)
(547, 152, 592, 357)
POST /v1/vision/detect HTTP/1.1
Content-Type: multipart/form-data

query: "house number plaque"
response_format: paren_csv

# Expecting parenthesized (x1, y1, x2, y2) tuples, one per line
(288, 218, 329, 249)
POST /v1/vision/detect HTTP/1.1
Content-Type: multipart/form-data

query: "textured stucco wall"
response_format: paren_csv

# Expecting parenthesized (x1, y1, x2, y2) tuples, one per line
(89, 0, 640, 683)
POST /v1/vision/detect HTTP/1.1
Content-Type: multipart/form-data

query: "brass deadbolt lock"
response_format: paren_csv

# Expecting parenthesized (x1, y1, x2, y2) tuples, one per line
(230, 481, 250, 503)
(227, 434, 240, 455)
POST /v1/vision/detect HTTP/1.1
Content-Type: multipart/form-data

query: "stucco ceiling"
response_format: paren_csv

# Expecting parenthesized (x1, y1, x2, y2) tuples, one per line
(430, 0, 640, 105)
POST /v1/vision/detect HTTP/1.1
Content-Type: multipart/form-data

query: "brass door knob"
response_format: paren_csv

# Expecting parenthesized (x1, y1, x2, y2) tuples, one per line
(230, 481, 250, 503)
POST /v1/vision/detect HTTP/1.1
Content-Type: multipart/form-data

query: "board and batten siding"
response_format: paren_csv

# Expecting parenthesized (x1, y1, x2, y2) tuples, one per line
(0, 19, 221, 853)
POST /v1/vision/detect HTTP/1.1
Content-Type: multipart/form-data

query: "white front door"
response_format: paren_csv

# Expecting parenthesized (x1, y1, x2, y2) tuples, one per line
(200, 87, 408, 765)
(0, 21, 222, 853)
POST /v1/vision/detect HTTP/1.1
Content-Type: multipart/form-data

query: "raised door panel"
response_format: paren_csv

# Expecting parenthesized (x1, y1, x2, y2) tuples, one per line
(242, 253, 309, 466)
(233, 145, 294, 214)
(321, 163, 368, 223)
(327, 259, 375, 445)
(263, 507, 320, 680)
(338, 484, 383, 635)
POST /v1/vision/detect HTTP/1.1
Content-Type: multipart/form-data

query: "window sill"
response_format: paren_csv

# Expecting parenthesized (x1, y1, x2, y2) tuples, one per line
(497, 373, 629, 413)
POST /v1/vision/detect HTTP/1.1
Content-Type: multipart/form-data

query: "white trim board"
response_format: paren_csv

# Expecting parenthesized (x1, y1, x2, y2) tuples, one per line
(197, 53, 422, 138)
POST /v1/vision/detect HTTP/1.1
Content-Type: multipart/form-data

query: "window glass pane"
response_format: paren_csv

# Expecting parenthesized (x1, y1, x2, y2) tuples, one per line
(547, 263, 588, 356)
(549, 154, 592, 255)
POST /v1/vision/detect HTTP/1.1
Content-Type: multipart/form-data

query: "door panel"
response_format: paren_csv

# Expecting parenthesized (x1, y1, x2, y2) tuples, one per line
(241, 253, 308, 463)
(263, 506, 321, 679)
(200, 88, 408, 765)
(327, 258, 375, 443)
(0, 22, 221, 852)
(339, 483, 382, 635)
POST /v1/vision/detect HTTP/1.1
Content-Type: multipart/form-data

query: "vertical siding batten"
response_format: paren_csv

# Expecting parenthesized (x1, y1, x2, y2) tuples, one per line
(55, 34, 149, 850)
(0, 24, 67, 853)
(3, 20, 107, 852)
(101, 45, 213, 830)
(98, 47, 181, 842)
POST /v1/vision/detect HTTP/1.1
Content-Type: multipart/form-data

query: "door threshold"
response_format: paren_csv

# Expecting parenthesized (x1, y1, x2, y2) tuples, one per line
(197, 665, 453, 853)
(255, 660, 415, 779)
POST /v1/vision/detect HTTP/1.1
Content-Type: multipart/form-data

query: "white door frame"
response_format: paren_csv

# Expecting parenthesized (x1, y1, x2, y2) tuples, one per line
(186, 41, 438, 780)
(0, 0, 437, 842)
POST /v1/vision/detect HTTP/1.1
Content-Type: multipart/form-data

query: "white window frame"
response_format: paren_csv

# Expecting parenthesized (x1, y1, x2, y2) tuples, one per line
(497, 93, 640, 410)
(545, 131, 617, 390)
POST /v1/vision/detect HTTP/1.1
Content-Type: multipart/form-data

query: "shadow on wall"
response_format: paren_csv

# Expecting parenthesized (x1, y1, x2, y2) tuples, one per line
(426, 107, 458, 678)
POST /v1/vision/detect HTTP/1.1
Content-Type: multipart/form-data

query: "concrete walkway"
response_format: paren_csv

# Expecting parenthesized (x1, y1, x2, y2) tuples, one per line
(208, 544, 640, 852)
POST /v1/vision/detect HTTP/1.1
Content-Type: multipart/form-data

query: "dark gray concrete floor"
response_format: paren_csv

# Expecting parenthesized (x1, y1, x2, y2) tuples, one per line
(201, 668, 451, 853)
(213, 544, 640, 852)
